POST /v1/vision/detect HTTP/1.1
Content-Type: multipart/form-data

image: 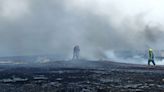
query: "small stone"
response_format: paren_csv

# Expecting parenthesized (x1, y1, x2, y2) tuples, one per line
(162, 79, 164, 82)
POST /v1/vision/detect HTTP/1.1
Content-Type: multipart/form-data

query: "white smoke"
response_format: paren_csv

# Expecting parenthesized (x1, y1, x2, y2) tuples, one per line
(0, 0, 30, 20)
(0, 0, 164, 64)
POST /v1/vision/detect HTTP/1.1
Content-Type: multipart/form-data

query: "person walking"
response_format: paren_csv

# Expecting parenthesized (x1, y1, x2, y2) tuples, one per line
(148, 48, 155, 66)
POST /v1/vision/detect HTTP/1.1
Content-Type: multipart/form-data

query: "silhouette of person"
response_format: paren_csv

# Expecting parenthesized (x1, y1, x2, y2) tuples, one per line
(72, 45, 80, 60)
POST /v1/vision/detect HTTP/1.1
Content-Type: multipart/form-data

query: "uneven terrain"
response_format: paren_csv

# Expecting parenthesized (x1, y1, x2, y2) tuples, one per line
(0, 60, 164, 92)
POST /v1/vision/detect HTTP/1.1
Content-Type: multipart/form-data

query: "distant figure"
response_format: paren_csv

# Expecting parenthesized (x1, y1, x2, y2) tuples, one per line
(148, 48, 155, 66)
(72, 45, 80, 60)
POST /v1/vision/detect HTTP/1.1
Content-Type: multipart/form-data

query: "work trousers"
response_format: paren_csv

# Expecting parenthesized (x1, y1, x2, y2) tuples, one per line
(148, 59, 155, 66)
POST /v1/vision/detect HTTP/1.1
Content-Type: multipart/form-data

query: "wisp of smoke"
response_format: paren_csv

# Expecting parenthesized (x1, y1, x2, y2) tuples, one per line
(0, 0, 164, 64)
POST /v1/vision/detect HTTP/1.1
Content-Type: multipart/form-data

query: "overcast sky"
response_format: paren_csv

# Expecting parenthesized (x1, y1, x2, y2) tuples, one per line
(0, 0, 164, 58)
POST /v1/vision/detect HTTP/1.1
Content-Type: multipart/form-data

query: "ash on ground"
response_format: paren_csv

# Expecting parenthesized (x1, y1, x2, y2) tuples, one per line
(0, 60, 164, 92)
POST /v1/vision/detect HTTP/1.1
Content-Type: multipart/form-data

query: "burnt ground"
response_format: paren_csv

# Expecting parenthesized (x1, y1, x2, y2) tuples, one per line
(0, 60, 164, 92)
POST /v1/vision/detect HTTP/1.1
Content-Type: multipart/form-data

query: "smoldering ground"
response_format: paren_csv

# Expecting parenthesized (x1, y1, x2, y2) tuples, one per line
(0, 0, 164, 64)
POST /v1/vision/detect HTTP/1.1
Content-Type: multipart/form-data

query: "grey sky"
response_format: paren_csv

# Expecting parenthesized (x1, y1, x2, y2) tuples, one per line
(0, 0, 164, 59)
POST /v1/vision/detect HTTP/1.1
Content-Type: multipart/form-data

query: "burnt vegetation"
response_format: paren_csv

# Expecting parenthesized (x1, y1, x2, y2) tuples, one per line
(0, 61, 164, 92)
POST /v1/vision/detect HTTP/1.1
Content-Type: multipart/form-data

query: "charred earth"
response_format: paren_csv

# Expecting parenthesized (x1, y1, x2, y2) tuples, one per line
(0, 60, 164, 92)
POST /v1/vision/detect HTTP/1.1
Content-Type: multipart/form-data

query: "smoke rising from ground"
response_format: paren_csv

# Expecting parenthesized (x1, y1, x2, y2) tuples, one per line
(0, 0, 164, 62)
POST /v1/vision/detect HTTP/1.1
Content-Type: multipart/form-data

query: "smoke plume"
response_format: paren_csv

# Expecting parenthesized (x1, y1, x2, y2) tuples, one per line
(0, 0, 164, 63)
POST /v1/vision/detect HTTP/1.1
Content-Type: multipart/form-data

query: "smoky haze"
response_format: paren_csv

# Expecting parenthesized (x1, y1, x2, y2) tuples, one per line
(0, 0, 164, 60)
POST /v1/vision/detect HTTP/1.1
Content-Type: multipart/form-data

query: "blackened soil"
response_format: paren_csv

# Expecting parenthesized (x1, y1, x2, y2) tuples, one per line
(0, 60, 164, 92)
